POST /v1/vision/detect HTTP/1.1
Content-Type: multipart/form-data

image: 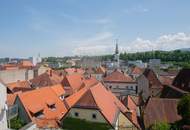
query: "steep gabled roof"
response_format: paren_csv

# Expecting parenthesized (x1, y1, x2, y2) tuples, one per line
(66, 83, 139, 128)
(64, 68, 85, 75)
(50, 84, 65, 97)
(6, 80, 33, 93)
(17, 87, 68, 128)
(131, 67, 144, 75)
(144, 98, 181, 128)
(104, 70, 134, 83)
(143, 69, 163, 89)
(172, 69, 190, 92)
(30, 70, 62, 88)
(62, 73, 84, 91)
(73, 90, 98, 109)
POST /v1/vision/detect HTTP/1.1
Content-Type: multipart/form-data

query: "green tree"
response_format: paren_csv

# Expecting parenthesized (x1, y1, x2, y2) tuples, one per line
(177, 94, 190, 124)
(10, 116, 25, 130)
(150, 122, 170, 130)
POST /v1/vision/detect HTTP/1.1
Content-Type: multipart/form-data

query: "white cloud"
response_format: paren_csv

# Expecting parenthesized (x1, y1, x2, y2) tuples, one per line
(123, 32, 190, 53)
(73, 32, 190, 56)
(72, 32, 114, 55)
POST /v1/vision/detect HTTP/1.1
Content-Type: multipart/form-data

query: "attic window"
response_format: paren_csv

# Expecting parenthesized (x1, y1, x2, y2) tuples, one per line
(60, 95, 64, 100)
(33, 110, 44, 118)
(48, 104, 56, 111)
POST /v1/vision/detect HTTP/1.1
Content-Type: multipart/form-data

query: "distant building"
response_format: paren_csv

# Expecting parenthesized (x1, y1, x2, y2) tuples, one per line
(130, 66, 144, 79)
(137, 68, 163, 101)
(29, 53, 42, 66)
(103, 69, 137, 98)
(113, 41, 120, 68)
(128, 60, 147, 68)
(148, 59, 161, 72)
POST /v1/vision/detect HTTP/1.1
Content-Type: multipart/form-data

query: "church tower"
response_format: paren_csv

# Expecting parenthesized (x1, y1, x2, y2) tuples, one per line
(114, 39, 120, 68)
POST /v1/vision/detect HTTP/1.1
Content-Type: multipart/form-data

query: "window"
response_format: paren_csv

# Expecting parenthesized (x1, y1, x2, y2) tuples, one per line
(60, 95, 64, 100)
(74, 112, 79, 117)
(33, 111, 44, 118)
(48, 104, 56, 110)
(130, 86, 133, 89)
(92, 114, 97, 119)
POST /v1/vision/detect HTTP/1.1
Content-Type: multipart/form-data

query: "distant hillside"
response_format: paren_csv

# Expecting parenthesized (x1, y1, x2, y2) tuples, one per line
(179, 48, 190, 52)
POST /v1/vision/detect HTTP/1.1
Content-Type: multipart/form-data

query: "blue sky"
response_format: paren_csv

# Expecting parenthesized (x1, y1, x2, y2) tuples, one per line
(0, 0, 190, 57)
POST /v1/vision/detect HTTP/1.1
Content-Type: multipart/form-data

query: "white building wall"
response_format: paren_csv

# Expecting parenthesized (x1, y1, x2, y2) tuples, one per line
(104, 82, 137, 97)
(0, 82, 8, 130)
(0, 69, 34, 84)
(68, 108, 107, 123)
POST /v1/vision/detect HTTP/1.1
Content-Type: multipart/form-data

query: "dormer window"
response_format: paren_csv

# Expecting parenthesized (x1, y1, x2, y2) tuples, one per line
(60, 95, 65, 101)
(46, 100, 56, 110)
(33, 110, 44, 118)
(48, 104, 56, 110)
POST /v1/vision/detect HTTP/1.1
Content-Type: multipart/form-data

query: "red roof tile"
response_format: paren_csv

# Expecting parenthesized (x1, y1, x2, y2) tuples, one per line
(144, 98, 181, 128)
(30, 70, 62, 88)
(18, 87, 68, 128)
(104, 69, 134, 83)
(131, 67, 143, 75)
(6, 80, 32, 93)
(66, 82, 139, 128)
(50, 84, 65, 97)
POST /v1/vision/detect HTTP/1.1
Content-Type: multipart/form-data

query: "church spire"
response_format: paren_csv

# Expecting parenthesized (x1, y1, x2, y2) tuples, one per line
(115, 39, 119, 54)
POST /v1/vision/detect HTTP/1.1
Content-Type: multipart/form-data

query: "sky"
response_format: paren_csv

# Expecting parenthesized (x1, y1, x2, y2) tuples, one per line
(0, 0, 190, 57)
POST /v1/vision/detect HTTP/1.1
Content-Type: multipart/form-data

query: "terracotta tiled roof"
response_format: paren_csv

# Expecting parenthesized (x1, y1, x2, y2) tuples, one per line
(64, 68, 85, 75)
(144, 98, 181, 128)
(82, 77, 98, 88)
(143, 69, 163, 89)
(7, 93, 19, 106)
(50, 84, 65, 97)
(62, 73, 84, 91)
(19, 60, 34, 68)
(65, 86, 88, 108)
(30, 70, 63, 88)
(6, 80, 32, 93)
(104, 70, 134, 83)
(131, 67, 143, 75)
(18, 87, 68, 128)
(66, 82, 139, 128)
(124, 96, 140, 128)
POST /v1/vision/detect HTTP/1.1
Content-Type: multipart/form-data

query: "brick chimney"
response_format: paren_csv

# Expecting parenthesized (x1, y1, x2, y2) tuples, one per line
(50, 70, 52, 77)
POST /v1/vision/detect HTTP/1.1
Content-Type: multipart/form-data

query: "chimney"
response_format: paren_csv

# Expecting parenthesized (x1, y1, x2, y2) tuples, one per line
(50, 70, 52, 77)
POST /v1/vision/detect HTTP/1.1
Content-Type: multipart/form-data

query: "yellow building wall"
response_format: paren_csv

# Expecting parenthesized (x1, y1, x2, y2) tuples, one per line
(118, 112, 138, 130)
(68, 108, 107, 123)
